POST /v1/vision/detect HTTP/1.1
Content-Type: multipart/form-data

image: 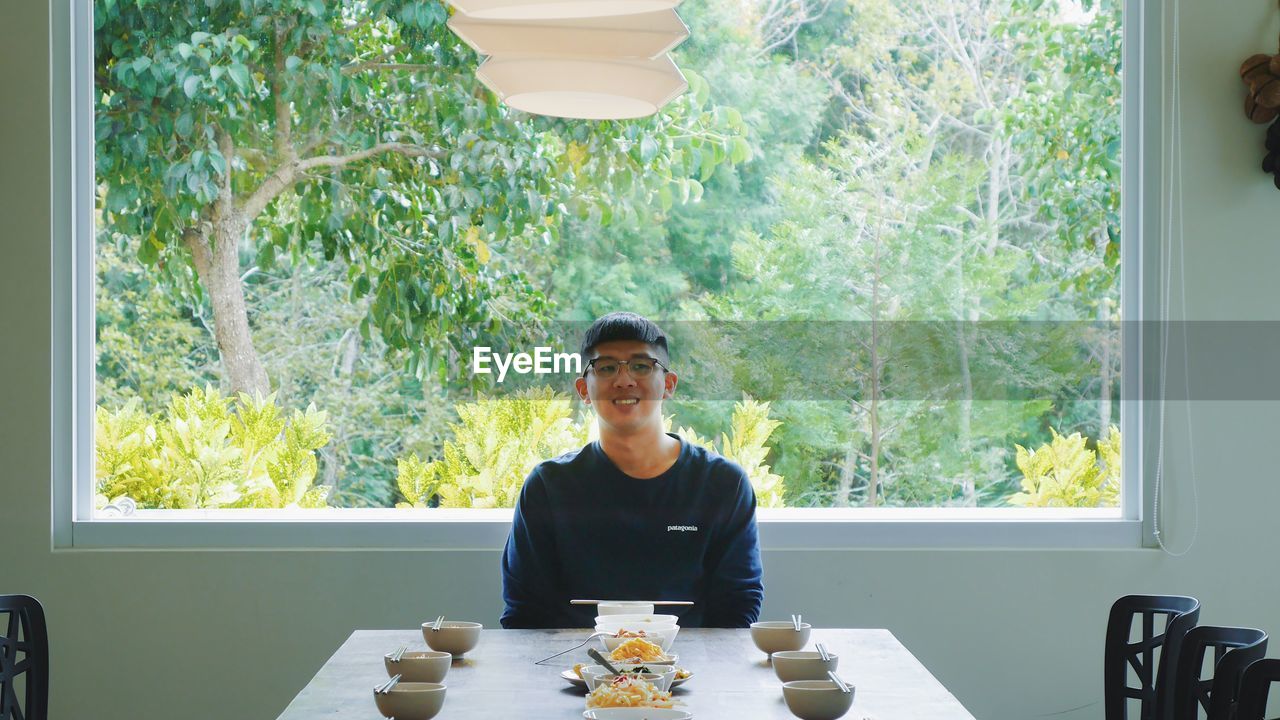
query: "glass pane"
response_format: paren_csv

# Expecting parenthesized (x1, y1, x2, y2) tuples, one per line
(92, 0, 1121, 512)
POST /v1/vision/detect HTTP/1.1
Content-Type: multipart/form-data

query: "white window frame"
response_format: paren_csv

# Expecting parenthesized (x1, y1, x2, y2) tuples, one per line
(51, 0, 1158, 550)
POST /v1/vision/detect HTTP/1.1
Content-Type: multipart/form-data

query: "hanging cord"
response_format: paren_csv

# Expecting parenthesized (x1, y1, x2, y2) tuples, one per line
(1152, 0, 1199, 556)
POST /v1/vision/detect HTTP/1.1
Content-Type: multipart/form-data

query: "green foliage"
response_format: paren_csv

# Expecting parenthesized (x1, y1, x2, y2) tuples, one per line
(678, 396, 786, 508)
(94, 0, 750, 388)
(95, 386, 332, 509)
(95, 236, 217, 409)
(397, 390, 784, 508)
(396, 388, 589, 508)
(94, 0, 1125, 511)
(1007, 425, 1120, 508)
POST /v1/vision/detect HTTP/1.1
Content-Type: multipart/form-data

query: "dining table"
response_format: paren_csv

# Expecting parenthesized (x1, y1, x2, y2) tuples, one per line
(276, 627, 975, 719)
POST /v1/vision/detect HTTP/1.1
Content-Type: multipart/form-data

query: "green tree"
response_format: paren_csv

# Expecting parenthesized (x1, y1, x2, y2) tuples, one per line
(95, 0, 746, 396)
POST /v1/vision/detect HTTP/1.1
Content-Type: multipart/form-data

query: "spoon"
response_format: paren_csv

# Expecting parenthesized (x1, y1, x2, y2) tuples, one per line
(587, 647, 622, 675)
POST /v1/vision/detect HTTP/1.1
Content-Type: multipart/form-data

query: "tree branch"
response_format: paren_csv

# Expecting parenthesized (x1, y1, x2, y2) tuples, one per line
(341, 43, 411, 75)
(238, 142, 447, 221)
(272, 19, 297, 162)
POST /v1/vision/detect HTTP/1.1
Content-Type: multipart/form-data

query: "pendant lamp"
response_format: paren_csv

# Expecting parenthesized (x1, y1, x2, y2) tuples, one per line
(475, 55, 687, 120)
(447, 0, 691, 119)
(447, 10, 689, 60)
(448, 0, 681, 20)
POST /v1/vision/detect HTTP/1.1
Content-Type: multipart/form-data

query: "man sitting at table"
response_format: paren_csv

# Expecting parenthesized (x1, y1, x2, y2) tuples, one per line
(500, 312, 764, 629)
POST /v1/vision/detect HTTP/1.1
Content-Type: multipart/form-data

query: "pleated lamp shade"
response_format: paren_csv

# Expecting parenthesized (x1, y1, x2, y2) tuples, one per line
(448, 0, 682, 20)
(447, 10, 689, 59)
(475, 55, 687, 120)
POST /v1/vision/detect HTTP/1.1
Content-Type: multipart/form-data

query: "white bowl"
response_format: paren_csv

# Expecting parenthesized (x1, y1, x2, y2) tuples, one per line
(421, 621, 482, 656)
(781, 680, 854, 720)
(772, 650, 839, 682)
(583, 709, 692, 720)
(384, 651, 452, 683)
(604, 647, 678, 666)
(597, 625, 679, 652)
(595, 613, 680, 628)
(372, 681, 447, 720)
(750, 621, 811, 655)
(582, 664, 676, 692)
(597, 602, 655, 616)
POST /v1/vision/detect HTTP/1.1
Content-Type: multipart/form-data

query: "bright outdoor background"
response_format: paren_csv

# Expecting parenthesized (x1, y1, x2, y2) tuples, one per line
(93, 0, 1121, 512)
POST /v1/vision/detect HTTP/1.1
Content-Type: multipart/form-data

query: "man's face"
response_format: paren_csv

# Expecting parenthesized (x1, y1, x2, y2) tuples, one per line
(574, 339, 678, 434)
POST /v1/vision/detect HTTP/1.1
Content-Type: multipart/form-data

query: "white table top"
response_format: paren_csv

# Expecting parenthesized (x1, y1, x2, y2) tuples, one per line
(277, 628, 974, 720)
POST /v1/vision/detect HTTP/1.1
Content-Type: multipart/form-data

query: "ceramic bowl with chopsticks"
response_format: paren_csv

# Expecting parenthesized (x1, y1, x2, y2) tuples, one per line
(771, 650, 838, 682)
(750, 621, 811, 655)
(421, 620, 482, 657)
(780, 679, 854, 720)
(372, 681, 447, 720)
(384, 650, 452, 683)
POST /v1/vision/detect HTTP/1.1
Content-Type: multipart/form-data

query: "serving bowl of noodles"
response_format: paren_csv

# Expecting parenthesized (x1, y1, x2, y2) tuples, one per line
(597, 626, 679, 653)
(604, 637, 677, 665)
(582, 710, 692, 720)
(585, 675, 676, 710)
(583, 661, 675, 691)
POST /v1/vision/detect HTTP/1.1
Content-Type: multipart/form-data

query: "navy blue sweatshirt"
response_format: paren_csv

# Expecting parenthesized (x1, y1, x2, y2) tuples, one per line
(500, 434, 763, 629)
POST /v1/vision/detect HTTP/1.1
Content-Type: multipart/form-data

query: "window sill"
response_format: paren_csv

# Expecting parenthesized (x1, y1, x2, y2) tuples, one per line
(63, 508, 1141, 550)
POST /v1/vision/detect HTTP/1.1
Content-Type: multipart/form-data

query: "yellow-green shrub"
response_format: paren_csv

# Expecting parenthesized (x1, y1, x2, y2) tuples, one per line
(396, 388, 589, 508)
(95, 386, 332, 509)
(397, 390, 787, 509)
(1007, 425, 1120, 508)
(679, 396, 786, 508)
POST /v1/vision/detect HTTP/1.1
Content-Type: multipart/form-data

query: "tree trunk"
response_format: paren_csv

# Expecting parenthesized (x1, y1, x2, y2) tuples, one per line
(184, 218, 270, 398)
(865, 232, 883, 508)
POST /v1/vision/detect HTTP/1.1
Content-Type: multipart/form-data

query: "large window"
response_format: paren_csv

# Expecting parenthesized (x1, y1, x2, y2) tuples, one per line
(66, 0, 1144, 546)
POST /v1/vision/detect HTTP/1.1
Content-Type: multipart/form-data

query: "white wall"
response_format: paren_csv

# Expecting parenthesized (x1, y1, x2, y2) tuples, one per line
(4, 1, 1279, 718)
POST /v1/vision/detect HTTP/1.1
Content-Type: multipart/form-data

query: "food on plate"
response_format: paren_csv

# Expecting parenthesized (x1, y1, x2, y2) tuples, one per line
(613, 629, 649, 638)
(674, 667, 691, 680)
(608, 638, 668, 663)
(585, 675, 675, 709)
(573, 662, 588, 679)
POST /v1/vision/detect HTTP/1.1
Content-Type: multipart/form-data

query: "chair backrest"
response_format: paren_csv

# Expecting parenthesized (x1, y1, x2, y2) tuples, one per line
(1171, 625, 1268, 720)
(0, 594, 49, 720)
(1105, 594, 1201, 720)
(1237, 658, 1280, 720)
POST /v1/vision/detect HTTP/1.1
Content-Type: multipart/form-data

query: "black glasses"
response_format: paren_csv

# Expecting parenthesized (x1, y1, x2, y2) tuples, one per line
(584, 356, 669, 379)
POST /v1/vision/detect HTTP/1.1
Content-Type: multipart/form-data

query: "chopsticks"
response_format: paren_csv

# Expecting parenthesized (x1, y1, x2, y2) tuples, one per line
(816, 642, 830, 662)
(827, 670, 852, 694)
(389, 645, 408, 663)
(374, 674, 402, 695)
(431, 615, 445, 632)
(791, 614, 803, 631)
(570, 599, 695, 606)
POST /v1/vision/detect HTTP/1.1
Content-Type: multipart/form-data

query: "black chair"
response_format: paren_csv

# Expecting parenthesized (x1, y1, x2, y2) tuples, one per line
(1105, 594, 1201, 720)
(0, 594, 49, 720)
(1171, 625, 1268, 720)
(1237, 658, 1280, 720)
